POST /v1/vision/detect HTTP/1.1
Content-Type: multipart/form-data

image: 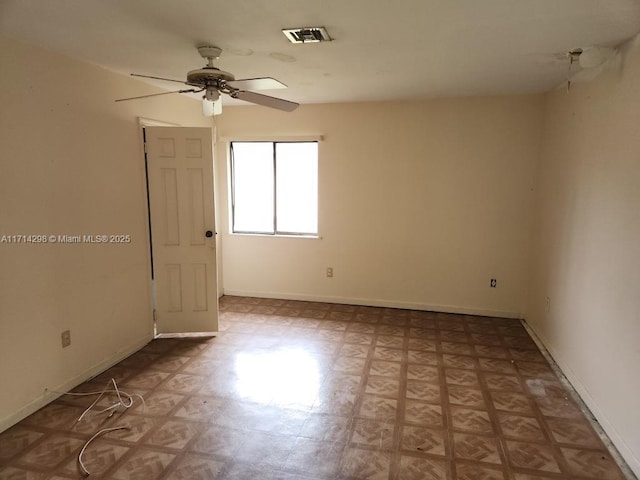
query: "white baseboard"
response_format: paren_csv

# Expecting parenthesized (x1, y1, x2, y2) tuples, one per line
(523, 320, 639, 479)
(0, 334, 151, 433)
(222, 289, 522, 319)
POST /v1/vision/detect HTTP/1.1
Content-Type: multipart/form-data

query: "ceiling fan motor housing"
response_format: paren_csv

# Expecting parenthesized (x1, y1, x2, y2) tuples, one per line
(187, 67, 236, 86)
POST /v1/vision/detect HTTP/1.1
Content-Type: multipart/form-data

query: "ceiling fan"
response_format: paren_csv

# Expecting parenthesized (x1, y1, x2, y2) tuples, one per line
(115, 46, 299, 115)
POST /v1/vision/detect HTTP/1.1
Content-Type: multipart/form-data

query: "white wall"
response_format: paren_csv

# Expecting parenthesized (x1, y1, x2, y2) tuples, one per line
(527, 35, 640, 475)
(216, 97, 543, 317)
(0, 36, 212, 431)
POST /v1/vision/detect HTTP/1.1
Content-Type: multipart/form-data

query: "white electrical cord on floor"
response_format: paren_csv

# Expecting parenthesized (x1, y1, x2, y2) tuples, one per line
(75, 378, 143, 424)
(48, 378, 146, 425)
(50, 378, 145, 476)
(78, 426, 130, 476)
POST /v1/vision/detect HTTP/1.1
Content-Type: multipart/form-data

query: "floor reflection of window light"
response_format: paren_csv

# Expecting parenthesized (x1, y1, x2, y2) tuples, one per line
(234, 347, 321, 406)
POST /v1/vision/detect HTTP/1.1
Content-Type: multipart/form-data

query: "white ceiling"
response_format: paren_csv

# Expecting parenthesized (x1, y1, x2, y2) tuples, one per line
(1, 0, 640, 106)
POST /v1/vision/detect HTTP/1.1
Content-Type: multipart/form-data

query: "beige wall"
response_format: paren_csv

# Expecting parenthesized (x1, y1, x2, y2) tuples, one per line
(4, 30, 638, 474)
(0, 36, 212, 430)
(527, 35, 640, 474)
(215, 97, 543, 317)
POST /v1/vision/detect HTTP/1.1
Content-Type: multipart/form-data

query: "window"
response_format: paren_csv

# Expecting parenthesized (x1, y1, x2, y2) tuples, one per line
(230, 141, 318, 236)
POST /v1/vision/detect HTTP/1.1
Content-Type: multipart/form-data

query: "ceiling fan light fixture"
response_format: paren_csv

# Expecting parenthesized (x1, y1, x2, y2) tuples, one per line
(203, 86, 221, 116)
(204, 88, 220, 102)
(202, 98, 222, 116)
(282, 27, 331, 44)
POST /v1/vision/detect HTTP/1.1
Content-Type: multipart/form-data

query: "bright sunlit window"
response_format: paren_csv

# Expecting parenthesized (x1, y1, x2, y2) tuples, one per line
(230, 141, 318, 236)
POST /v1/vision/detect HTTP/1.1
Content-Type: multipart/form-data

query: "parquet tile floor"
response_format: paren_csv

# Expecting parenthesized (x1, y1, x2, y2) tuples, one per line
(0, 296, 628, 479)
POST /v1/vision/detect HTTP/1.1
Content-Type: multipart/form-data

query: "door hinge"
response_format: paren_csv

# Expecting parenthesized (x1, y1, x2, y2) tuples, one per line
(143, 142, 148, 154)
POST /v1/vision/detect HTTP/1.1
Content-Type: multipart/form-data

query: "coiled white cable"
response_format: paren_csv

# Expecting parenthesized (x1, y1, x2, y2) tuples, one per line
(49, 378, 145, 476)
(77, 426, 130, 476)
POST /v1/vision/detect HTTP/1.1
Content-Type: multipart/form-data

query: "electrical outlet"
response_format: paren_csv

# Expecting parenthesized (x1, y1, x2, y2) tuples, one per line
(490, 278, 497, 288)
(61, 330, 71, 348)
(326, 267, 333, 278)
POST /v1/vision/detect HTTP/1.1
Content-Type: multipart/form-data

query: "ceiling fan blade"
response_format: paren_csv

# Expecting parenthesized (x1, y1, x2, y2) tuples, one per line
(227, 77, 287, 91)
(115, 88, 203, 102)
(130, 73, 188, 84)
(231, 90, 299, 112)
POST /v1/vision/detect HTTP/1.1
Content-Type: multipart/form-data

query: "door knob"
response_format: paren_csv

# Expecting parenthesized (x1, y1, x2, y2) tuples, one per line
(205, 230, 214, 238)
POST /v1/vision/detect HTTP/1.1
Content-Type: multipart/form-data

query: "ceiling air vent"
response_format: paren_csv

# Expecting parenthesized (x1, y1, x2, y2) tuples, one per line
(282, 27, 332, 44)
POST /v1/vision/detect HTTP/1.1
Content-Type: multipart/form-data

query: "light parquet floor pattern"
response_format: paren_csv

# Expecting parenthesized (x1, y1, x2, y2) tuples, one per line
(0, 296, 628, 479)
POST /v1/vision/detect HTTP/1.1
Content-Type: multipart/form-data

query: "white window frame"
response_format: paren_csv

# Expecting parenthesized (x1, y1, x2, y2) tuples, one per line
(229, 139, 319, 237)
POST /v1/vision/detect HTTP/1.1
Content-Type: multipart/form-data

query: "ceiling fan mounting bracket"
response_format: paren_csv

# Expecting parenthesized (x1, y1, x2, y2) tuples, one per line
(197, 46, 222, 61)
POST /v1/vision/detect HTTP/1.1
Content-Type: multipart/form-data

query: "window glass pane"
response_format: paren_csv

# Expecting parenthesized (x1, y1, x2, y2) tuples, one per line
(275, 142, 318, 234)
(232, 142, 274, 233)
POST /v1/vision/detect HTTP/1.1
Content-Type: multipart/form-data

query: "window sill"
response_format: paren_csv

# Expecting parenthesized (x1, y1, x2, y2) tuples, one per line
(229, 232, 321, 240)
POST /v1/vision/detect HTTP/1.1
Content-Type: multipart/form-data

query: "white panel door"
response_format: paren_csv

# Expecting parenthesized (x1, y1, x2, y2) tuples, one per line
(146, 126, 218, 334)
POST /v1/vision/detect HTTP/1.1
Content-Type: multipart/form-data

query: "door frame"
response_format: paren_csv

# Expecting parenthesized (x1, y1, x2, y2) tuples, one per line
(136, 117, 180, 338)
